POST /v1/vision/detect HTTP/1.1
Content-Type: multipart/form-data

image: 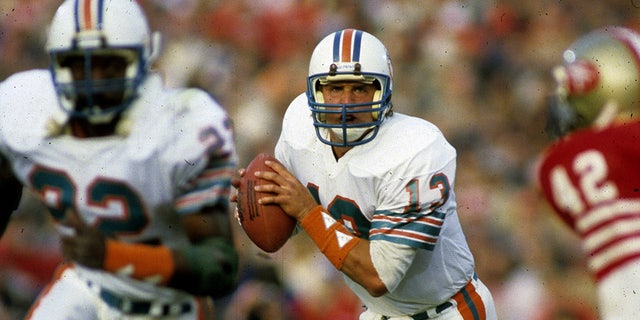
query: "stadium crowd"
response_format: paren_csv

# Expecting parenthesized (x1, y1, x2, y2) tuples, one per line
(1, 0, 639, 319)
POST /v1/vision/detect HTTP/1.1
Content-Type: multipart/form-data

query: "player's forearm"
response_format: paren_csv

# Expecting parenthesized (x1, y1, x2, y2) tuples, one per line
(102, 237, 239, 298)
(299, 205, 388, 297)
(340, 240, 389, 297)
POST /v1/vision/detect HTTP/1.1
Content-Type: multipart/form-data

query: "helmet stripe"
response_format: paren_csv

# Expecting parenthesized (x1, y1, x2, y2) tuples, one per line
(332, 30, 342, 62)
(340, 29, 354, 62)
(610, 28, 640, 69)
(75, 0, 104, 31)
(352, 30, 362, 62)
(73, 0, 80, 32)
(610, 28, 640, 100)
(332, 29, 363, 63)
(96, 0, 104, 29)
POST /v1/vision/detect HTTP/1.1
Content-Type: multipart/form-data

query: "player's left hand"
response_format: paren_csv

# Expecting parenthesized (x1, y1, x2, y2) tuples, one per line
(254, 160, 318, 221)
(229, 168, 245, 204)
(230, 168, 245, 224)
(59, 210, 106, 269)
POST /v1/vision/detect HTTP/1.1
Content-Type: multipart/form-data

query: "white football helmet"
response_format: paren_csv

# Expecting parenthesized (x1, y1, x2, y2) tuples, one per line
(307, 29, 393, 147)
(550, 26, 640, 134)
(46, 0, 160, 124)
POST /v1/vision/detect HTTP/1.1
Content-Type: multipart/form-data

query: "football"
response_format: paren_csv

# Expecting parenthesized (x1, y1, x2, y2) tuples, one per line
(237, 153, 296, 253)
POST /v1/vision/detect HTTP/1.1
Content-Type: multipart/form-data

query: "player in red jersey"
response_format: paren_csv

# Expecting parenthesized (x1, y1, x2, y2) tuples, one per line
(536, 26, 640, 319)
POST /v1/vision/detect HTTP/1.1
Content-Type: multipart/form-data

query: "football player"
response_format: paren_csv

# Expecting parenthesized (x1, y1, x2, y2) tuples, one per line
(236, 29, 497, 319)
(0, 0, 238, 319)
(536, 26, 640, 319)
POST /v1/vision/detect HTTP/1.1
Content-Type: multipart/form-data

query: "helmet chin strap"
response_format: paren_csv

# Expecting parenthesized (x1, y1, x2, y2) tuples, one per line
(85, 107, 119, 124)
(329, 126, 374, 144)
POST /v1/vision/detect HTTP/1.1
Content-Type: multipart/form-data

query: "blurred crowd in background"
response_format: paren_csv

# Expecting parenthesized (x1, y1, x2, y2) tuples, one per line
(1, 0, 639, 319)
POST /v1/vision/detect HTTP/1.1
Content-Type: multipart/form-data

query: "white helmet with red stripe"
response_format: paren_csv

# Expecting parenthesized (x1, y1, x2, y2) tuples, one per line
(549, 26, 640, 134)
(46, 0, 161, 125)
(307, 29, 393, 147)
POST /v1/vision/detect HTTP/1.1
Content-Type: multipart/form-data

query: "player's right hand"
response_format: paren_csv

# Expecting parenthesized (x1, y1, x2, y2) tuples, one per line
(254, 160, 318, 221)
(59, 209, 106, 270)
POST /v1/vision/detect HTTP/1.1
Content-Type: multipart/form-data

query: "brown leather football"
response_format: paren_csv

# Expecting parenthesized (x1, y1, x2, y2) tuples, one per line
(237, 153, 296, 252)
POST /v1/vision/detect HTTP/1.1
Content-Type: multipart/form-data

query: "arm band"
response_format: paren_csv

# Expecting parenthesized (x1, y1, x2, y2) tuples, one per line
(300, 205, 360, 270)
(103, 239, 175, 285)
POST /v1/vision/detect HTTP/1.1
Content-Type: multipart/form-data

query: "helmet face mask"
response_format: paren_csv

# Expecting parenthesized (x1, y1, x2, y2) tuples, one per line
(307, 29, 393, 147)
(545, 87, 580, 138)
(50, 47, 145, 123)
(46, 0, 160, 129)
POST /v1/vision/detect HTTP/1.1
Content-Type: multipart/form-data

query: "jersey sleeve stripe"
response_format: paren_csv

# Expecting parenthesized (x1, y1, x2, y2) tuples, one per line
(175, 184, 231, 215)
(193, 167, 235, 188)
(589, 237, 640, 280)
(374, 214, 445, 227)
(370, 228, 438, 243)
(175, 160, 235, 215)
(584, 215, 640, 251)
(370, 211, 445, 249)
(372, 218, 444, 235)
(578, 199, 640, 232)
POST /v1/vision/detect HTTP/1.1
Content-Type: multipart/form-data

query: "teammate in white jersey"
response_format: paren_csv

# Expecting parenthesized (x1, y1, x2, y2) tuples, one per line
(242, 29, 497, 320)
(0, 1, 238, 319)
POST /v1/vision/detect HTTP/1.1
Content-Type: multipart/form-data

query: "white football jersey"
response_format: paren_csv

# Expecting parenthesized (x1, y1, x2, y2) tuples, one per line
(276, 93, 475, 316)
(0, 69, 236, 298)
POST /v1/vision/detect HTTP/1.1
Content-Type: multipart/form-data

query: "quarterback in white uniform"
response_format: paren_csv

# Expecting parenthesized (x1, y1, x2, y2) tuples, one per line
(248, 29, 497, 319)
(0, 1, 238, 319)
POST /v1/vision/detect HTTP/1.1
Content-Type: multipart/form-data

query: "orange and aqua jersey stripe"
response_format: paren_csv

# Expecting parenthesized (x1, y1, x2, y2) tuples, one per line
(333, 28, 363, 62)
(450, 277, 487, 320)
(74, 0, 105, 32)
(174, 158, 236, 215)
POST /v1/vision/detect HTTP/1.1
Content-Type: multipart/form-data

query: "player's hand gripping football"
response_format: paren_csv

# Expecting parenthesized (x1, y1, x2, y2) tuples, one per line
(231, 160, 317, 221)
(253, 160, 318, 221)
(59, 209, 106, 269)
